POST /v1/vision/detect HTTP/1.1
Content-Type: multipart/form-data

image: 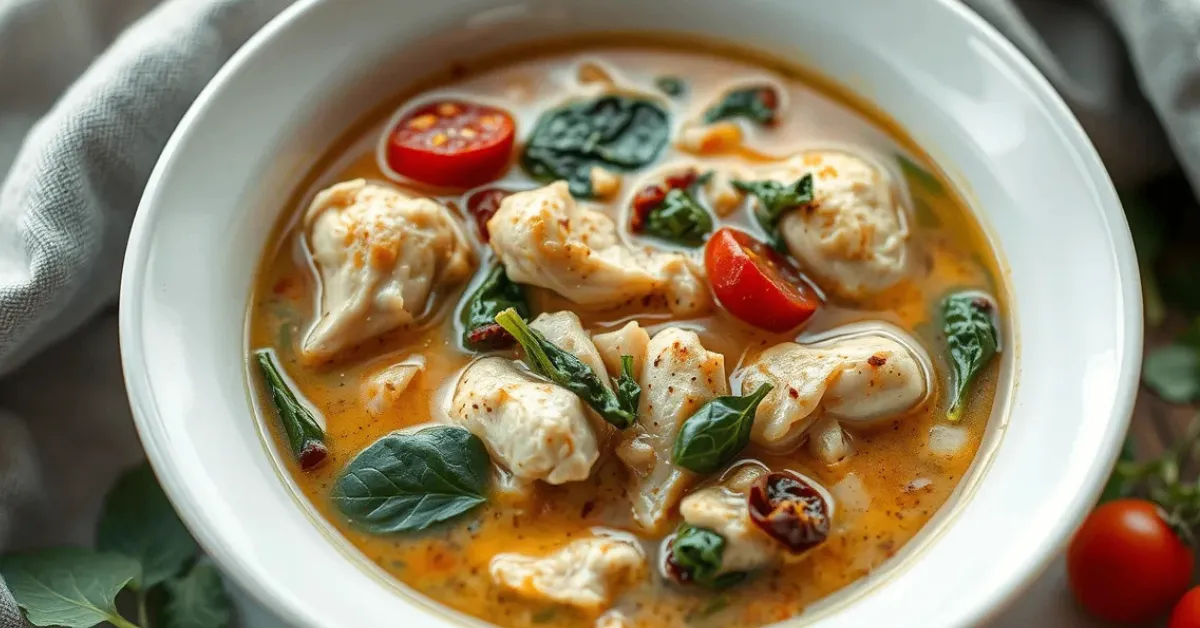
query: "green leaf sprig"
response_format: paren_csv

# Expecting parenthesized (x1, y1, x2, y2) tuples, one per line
(460, 263, 531, 351)
(615, 355, 641, 418)
(941, 292, 1000, 421)
(642, 189, 713, 247)
(672, 383, 773, 474)
(494, 308, 638, 429)
(733, 175, 814, 233)
(655, 76, 686, 97)
(666, 525, 746, 589)
(254, 349, 327, 470)
(702, 86, 779, 125)
(332, 426, 490, 533)
(0, 463, 232, 628)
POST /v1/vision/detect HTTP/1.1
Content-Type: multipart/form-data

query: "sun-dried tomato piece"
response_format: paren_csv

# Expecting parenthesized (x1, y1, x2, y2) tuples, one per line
(747, 470, 831, 553)
(465, 187, 512, 242)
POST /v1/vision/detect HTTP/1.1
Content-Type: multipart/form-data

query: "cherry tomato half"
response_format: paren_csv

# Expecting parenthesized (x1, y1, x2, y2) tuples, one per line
(1067, 499, 1194, 624)
(704, 227, 820, 332)
(1169, 586, 1200, 628)
(386, 100, 515, 188)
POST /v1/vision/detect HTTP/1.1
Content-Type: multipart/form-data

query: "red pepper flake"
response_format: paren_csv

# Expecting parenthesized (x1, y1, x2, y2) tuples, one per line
(465, 187, 512, 242)
(466, 322, 514, 349)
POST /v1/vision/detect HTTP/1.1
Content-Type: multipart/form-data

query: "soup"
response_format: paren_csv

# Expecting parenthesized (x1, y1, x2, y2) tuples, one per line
(247, 37, 1005, 628)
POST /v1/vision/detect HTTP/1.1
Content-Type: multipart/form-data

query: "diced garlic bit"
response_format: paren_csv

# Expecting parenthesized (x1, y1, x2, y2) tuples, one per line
(678, 120, 744, 154)
(448, 357, 598, 485)
(531, 311, 616, 446)
(906, 477, 933, 492)
(577, 61, 616, 86)
(737, 322, 930, 449)
(830, 472, 870, 526)
(618, 328, 727, 531)
(593, 321, 651, 380)
(705, 166, 748, 216)
(302, 179, 473, 361)
(807, 415, 851, 465)
(488, 182, 711, 315)
(589, 167, 623, 199)
(928, 424, 969, 456)
(678, 485, 777, 574)
(490, 535, 645, 610)
(765, 150, 908, 298)
(362, 355, 426, 415)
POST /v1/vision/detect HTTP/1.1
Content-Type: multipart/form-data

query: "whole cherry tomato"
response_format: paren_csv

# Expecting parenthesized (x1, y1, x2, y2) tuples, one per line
(1067, 498, 1194, 624)
(1169, 586, 1200, 628)
(703, 227, 820, 332)
(385, 100, 515, 188)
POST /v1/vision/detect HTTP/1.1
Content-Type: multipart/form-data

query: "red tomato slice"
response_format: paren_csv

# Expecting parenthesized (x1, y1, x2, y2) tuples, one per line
(386, 100, 515, 188)
(704, 227, 821, 332)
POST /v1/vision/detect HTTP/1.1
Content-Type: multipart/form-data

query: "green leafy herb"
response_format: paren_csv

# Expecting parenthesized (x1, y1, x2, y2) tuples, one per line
(615, 355, 641, 417)
(495, 308, 636, 428)
(332, 426, 490, 533)
(460, 263, 531, 350)
(941, 292, 1000, 421)
(703, 85, 778, 125)
(1099, 437, 1138, 503)
(1143, 342, 1200, 403)
(162, 561, 231, 628)
(254, 349, 327, 470)
(655, 76, 686, 97)
(732, 174, 814, 236)
(1123, 193, 1166, 327)
(897, 153, 945, 196)
(668, 525, 745, 588)
(642, 189, 713, 247)
(0, 549, 141, 628)
(97, 464, 197, 590)
(672, 383, 773, 473)
(521, 95, 670, 197)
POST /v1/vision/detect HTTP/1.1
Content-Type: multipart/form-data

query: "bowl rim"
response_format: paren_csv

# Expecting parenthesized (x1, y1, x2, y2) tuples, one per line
(119, 0, 1142, 626)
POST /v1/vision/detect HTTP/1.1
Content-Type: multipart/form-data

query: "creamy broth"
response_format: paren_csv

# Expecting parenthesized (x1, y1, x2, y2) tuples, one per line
(248, 39, 1003, 628)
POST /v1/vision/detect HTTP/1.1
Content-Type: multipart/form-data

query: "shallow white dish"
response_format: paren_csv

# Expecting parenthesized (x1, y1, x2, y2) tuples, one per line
(119, 0, 1141, 626)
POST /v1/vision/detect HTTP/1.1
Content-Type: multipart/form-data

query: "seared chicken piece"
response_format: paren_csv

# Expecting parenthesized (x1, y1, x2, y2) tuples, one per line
(490, 535, 645, 610)
(530, 311, 616, 447)
(449, 357, 598, 485)
(362, 355, 426, 415)
(487, 181, 710, 315)
(618, 327, 727, 531)
(678, 466, 832, 575)
(303, 179, 473, 361)
(592, 321, 651, 380)
(738, 323, 930, 449)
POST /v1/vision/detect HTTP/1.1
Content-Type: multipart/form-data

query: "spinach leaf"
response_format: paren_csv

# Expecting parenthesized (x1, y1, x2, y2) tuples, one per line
(495, 308, 636, 429)
(733, 175, 814, 236)
(521, 96, 670, 198)
(703, 86, 778, 125)
(162, 560, 231, 628)
(941, 292, 1000, 421)
(254, 349, 327, 470)
(96, 463, 197, 590)
(1143, 342, 1200, 403)
(897, 153, 945, 196)
(667, 525, 745, 589)
(332, 426, 490, 534)
(615, 355, 641, 417)
(1099, 436, 1138, 503)
(0, 548, 141, 628)
(672, 383, 773, 473)
(642, 189, 713, 247)
(460, 263, 531, 350)
(655, 76, 686, 97)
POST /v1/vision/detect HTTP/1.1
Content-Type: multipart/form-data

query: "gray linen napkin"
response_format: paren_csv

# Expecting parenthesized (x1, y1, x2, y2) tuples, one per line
(0, 0, 1192, 626)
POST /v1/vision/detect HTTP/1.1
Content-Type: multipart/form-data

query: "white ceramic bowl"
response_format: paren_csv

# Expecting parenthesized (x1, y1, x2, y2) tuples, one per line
(119, 0, 1142, 626)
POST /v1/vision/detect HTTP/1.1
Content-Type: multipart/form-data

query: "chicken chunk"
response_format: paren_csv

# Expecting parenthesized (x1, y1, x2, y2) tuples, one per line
(449, 357, 598, 485)
(592, 322, 651, 380)
(362, 355, 425, 415)
(738, 323, 930, 449)
(487, 181, 711, 315)
(744, 151, 908, 299)
(617, 327, 727, 531)
(302, 179, 473, 361)
(530, 311, 616, 446)
(490, 535, 645, 610)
